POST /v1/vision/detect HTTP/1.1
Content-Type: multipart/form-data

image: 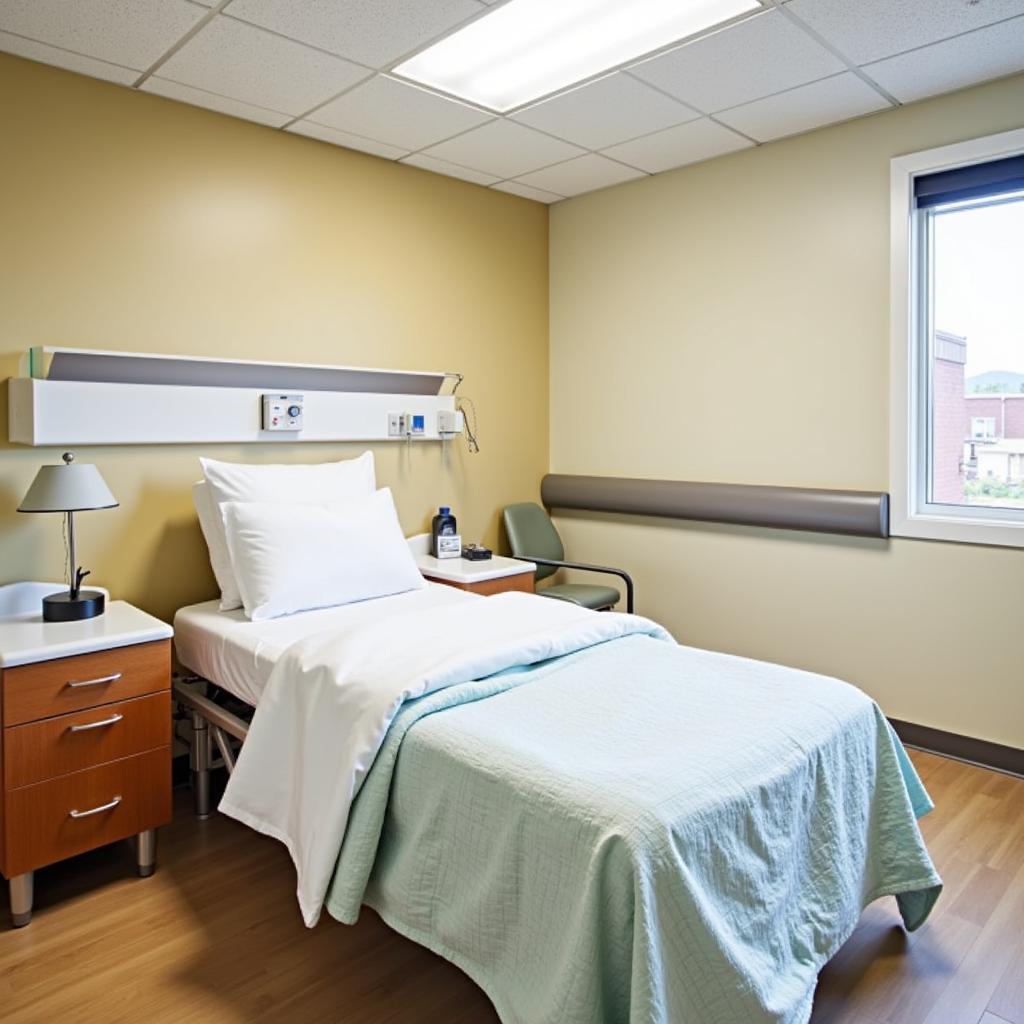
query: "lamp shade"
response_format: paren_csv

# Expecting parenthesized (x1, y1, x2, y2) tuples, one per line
(18, 459, 118, 513)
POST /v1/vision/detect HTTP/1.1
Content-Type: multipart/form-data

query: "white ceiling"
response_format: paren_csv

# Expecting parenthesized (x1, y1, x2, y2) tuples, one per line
(2, 0, 1024, 204)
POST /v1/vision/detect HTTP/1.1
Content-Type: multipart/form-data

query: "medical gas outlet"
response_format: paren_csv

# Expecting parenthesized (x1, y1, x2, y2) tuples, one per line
(262, 394, 304, 431)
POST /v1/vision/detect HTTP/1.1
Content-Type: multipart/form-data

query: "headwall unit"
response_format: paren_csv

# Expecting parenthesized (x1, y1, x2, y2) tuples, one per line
(9, 347, 464, 446)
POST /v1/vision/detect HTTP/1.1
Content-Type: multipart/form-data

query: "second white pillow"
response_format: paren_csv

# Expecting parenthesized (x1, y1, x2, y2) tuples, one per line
(201, 452, 376, 611)
(222, 488, 425, 621)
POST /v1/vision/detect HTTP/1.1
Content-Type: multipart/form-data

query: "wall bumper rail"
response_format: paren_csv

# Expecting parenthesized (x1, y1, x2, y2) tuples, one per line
(541, 474, 889, 539)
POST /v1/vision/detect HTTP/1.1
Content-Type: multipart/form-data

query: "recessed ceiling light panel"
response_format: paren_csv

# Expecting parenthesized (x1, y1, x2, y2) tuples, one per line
(394, 0, 762, 113)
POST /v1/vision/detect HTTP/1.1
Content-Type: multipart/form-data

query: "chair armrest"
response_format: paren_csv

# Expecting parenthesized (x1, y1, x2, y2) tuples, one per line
(526, 557, 634, 613)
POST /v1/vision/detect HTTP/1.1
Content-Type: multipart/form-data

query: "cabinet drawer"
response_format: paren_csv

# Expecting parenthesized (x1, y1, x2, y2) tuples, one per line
(4, 747, 171, 876)
(2, 640, 170, 726)
(4, 692, 171, 789)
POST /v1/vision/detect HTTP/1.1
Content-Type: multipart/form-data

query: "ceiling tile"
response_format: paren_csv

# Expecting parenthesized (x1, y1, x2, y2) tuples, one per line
(421, 119, 585, 178)
(629, 10, 845, 114)
(511, 72, 697, 151)
(514, 154, 646, 198)
(0, 0, 205, 71)
(158, 16, 369, 116)
(225, 0, 483, 68)
(493, 181, 564, 204)
(286, 120, 409, 160)
(401, 153, 499, 185)
(786, 0, 1024, 65)
(715, 72, 889, 143)
(862, 16, 1024, 103)
(308, 75, 491, 151)
(0, 31, 137, 84)
(603, 117, 752, 174)
(141, 76, 292, 127)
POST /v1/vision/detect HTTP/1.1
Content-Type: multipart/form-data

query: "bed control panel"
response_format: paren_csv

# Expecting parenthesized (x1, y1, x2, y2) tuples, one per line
(262, 394, 304, 432)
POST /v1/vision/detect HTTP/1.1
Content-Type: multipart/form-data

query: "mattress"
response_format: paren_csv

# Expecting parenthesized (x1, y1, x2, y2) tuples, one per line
(173, 583, 478, 705)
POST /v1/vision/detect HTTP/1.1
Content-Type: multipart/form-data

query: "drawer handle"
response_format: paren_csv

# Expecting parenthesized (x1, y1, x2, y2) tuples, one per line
(69, 795, 122, 819)
(69, 713, 124, 733)
(66, 672, 122, 689)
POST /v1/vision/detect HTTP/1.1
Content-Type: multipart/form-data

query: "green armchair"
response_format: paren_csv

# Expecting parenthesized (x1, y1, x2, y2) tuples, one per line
(502, 502, 634, 613)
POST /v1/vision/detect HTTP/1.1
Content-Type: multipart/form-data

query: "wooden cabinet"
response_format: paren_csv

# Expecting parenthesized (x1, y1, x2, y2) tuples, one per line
(429, 572, 536, 596)
(414, 551, 537, 597)
(0, 598, 173, 926)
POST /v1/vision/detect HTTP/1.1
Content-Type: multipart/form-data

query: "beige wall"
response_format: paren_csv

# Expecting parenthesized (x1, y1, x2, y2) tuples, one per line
(0, 55, 549, 623)
(3, 52, 1021, 748)
(550, 73, 1024, 748)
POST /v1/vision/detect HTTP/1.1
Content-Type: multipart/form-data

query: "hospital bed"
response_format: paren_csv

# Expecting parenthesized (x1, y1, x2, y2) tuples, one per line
(171, 581, 941, 1024)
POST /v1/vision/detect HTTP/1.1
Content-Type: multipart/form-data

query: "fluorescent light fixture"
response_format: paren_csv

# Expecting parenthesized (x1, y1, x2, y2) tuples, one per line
(394, 0, 761, 113)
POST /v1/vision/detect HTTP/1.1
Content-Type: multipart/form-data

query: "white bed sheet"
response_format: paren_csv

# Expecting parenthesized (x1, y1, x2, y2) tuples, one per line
(173, 583, 479, 705)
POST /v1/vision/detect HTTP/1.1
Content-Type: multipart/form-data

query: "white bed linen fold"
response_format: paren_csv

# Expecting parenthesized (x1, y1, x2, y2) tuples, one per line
(173, 584, 478, 704)
(218, 593, 672, 925)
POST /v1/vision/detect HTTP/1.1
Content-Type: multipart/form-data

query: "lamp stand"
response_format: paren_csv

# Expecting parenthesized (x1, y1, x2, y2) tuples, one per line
(42, 510, 105, 622)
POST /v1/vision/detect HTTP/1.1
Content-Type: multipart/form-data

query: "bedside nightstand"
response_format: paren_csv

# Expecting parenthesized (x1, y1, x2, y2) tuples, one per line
(414, 551, 537, 596)
(0, 583, 173, 927)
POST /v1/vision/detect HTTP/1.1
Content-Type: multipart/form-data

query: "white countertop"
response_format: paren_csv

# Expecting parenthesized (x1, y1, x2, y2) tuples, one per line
(415, 552, 535, 584)
(0, 583, 173, 668)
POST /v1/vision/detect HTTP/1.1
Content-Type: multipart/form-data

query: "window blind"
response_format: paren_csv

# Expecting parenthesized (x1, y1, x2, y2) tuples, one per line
(914, 153, 1024, 209)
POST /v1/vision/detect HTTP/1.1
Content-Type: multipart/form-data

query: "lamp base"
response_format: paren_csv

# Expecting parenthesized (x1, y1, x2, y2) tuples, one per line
(42, 590, 105, 622)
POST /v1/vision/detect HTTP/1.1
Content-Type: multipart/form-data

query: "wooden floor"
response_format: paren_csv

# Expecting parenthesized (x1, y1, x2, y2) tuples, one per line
(811, 750, 1024, 1024)
(1, 749, 1022, 1024)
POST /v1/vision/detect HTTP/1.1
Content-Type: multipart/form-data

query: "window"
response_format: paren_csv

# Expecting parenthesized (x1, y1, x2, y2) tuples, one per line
(971, 417, 997, 441)
(891, 129, 1024, 548)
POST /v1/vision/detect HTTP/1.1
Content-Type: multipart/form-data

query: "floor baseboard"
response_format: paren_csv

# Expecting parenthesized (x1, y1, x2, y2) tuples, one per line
(890, 718, 1024, 778)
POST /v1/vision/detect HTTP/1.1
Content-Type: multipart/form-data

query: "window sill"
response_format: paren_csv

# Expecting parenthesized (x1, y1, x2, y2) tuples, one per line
(891, 510, 1024, 549)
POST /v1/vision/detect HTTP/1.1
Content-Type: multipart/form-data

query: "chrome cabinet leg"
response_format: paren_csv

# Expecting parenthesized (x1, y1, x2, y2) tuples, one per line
(135, 829, 157, 878)
(191, 710, 212, 819)
(10, 872, 33, 928)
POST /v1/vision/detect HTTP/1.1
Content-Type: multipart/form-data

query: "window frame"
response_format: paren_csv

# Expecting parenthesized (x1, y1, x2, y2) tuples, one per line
(889, 127, 1024, 549)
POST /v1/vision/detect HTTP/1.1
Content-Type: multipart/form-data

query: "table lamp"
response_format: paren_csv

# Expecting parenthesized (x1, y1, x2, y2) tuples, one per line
(17, 452, 118, 621)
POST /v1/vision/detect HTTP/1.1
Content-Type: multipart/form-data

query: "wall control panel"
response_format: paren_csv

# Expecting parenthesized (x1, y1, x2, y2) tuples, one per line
(388, 412, 426, 437)
(262, 394, 304, 431)
(437, 409, 464, 436)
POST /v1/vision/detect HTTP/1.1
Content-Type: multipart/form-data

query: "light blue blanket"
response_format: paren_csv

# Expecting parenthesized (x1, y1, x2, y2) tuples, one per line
(325, 635, 941, 1024)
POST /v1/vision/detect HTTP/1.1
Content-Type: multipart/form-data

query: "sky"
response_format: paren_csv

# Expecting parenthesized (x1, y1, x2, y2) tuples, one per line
(934, 194, 1024, 379)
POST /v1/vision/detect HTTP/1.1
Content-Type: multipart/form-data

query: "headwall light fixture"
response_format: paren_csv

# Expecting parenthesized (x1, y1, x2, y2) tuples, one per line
(393, 0, 762, 113)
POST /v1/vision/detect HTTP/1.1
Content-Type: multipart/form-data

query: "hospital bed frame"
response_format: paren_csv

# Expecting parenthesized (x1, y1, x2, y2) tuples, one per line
(173, 676, 250, 819)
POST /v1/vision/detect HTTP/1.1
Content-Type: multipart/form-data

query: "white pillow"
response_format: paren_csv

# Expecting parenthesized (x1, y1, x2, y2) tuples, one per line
(193, 482, 237, 605)
(199, 453, 376, 611)
(221, 488, 425, 621)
